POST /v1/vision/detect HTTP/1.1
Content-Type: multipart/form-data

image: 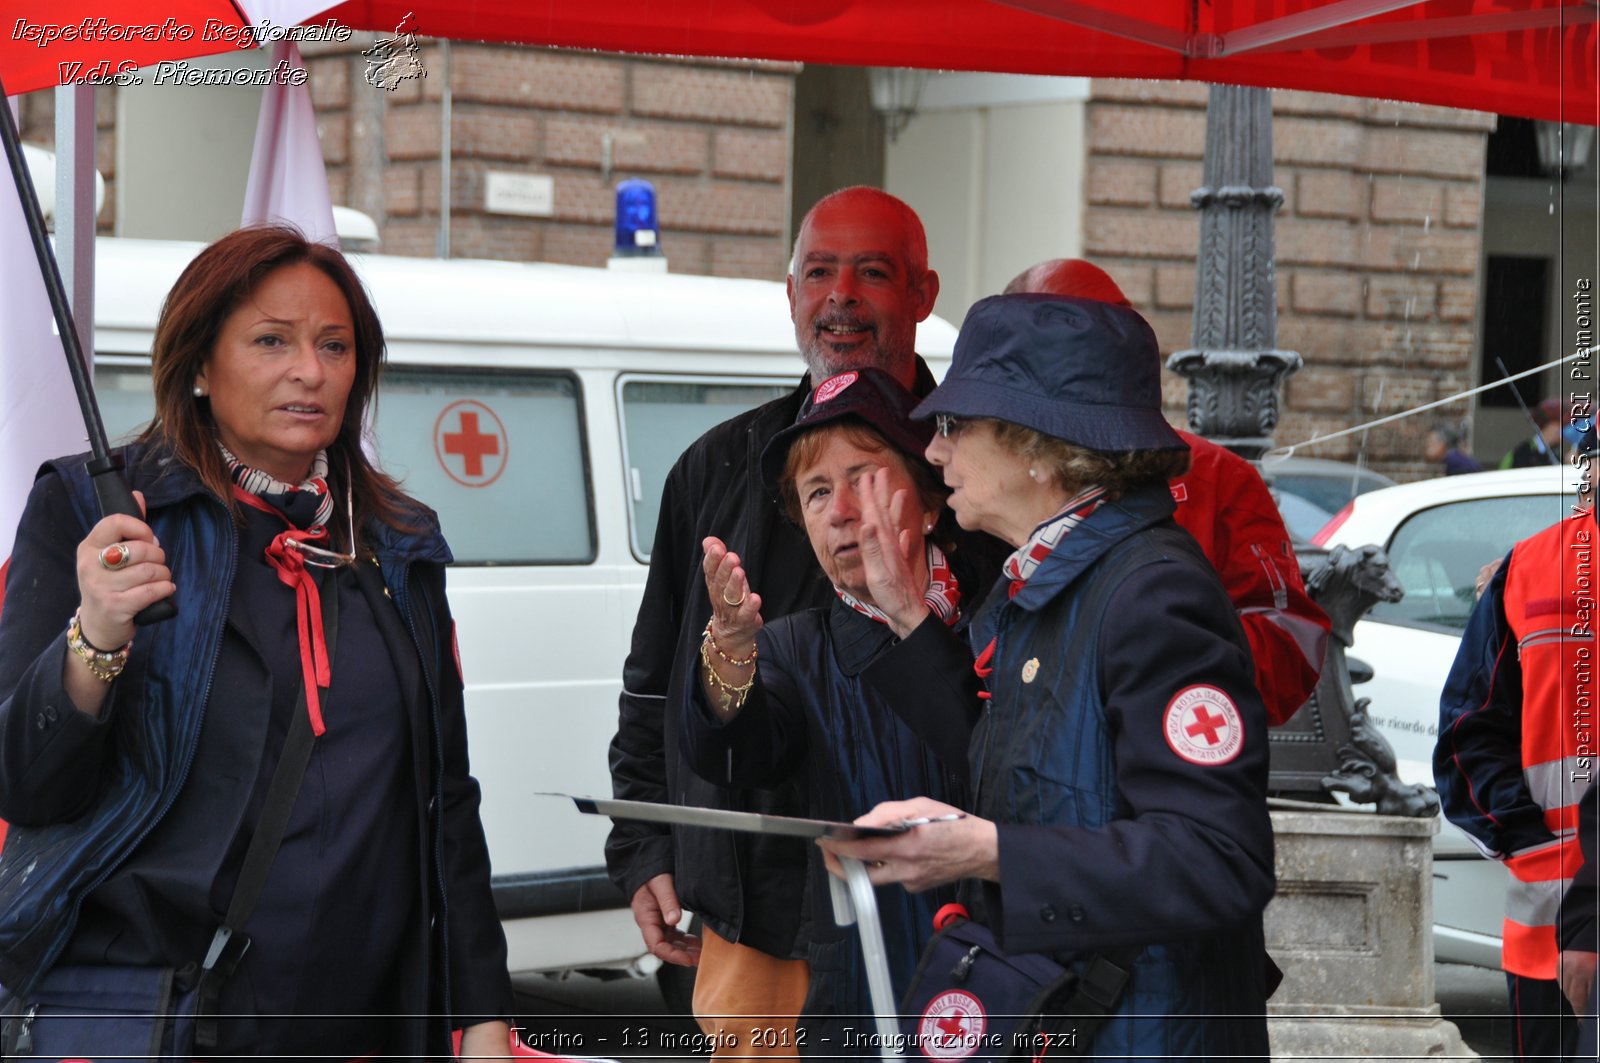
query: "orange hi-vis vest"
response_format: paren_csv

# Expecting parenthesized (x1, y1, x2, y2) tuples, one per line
(1500, 512, 1596, 978)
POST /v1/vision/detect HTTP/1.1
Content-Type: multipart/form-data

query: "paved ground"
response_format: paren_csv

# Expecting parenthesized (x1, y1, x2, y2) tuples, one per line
(1437, 962, 1513, 1061)
(512, 961, 1518, 1060)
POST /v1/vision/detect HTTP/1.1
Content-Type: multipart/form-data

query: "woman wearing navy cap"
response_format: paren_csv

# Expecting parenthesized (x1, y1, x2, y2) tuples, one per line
(822, 294, 1275, 1059)
(683, 367, 1000, 1051)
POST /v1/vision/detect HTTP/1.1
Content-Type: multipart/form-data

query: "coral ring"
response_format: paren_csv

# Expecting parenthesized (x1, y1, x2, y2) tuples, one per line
(98, 543, 132, 571)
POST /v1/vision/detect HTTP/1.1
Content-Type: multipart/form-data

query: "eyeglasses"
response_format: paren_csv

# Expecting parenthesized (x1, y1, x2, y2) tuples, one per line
(286, 483, 358, 569)
(935, 414, 962, 438)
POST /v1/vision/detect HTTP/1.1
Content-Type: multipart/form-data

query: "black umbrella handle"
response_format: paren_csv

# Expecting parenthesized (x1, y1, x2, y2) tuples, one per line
(1, 74, 175, 625)
(88, 456, 177, 625)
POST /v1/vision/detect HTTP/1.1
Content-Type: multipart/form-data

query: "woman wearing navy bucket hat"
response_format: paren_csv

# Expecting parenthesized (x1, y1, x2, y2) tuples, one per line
(681, 366, 1002, 1050)
(821, 294, 1276, 1059)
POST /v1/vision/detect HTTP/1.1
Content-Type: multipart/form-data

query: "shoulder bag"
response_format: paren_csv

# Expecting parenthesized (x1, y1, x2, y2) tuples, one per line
(899, 909, 1137, 1063)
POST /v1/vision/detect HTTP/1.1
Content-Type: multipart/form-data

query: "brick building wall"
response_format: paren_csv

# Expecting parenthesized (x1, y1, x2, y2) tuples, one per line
(1082, 80, 1494, 481)
(302, 41, 800, 280)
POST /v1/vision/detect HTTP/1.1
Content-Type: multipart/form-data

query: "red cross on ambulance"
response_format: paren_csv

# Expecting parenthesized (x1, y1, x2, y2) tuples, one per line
(434, 399, 508, 487)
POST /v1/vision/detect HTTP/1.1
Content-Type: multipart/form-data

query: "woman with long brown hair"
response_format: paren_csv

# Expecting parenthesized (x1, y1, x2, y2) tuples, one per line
(0, 225, 512, 1058)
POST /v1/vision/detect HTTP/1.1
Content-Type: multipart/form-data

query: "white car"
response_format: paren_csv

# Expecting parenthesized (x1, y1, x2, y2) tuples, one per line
(1309, 464, 1585, 969)
(1265, 456, 1396, 542)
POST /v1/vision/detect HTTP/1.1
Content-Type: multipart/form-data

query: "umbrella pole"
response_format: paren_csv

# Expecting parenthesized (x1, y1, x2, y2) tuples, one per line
(0, 74, 174, 625)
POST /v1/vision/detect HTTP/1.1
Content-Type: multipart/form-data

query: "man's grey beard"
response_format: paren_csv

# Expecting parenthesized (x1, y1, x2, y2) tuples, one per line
(798, 337, 912, 383)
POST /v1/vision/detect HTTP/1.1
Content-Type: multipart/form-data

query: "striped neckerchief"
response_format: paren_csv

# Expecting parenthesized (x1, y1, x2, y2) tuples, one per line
(220, 443, 335, 530)
(836, 541, 961, 627)
(1002, 485, 1108, 596)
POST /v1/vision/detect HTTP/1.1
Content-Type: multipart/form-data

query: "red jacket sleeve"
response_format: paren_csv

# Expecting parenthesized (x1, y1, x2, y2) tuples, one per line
(1170, 433, 1331, 726)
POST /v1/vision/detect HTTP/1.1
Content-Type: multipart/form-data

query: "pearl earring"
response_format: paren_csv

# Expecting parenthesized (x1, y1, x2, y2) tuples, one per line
(1028, 468, 1038, 480)
(923, 522, 934, 534)
(193, 385, 205, 398)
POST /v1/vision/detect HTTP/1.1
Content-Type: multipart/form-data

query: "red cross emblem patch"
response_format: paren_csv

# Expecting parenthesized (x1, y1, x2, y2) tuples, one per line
(1163, 684, 1244, 766)
(918, 990, 986, 1060)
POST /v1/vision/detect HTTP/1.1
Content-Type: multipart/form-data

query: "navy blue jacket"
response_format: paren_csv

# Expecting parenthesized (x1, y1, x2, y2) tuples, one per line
(967, 485, 1275, 1058)
(0, 444, 511, 1054)
(682, 600, 969, 1048)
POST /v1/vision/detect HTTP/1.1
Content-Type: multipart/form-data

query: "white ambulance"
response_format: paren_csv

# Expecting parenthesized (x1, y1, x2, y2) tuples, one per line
(88, 237, 958, 981)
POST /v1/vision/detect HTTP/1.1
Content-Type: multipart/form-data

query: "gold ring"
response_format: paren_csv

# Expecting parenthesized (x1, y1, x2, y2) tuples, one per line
(98, 543, 132, 571)
(871, 860, 887, 870)
(722, 587, 747, 607)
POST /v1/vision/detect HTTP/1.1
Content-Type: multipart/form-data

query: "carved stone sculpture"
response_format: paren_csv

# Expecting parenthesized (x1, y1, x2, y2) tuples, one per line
(1270, 543, 1439, 816)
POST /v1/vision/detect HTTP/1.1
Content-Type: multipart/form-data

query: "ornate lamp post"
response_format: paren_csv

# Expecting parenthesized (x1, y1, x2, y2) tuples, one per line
(1168, 85, 1301, 462)
(1171, 85, 1433, 813)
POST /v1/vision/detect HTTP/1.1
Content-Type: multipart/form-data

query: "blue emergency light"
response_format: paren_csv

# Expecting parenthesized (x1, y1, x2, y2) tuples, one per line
(614, 179, 661, 257)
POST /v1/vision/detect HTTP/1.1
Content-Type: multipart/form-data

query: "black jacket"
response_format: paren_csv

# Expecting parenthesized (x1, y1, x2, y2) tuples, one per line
(607, 363, 953, 955)
(0, 445, 512, 1056)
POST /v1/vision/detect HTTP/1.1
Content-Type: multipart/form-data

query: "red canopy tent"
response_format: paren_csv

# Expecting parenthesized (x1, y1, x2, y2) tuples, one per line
(318, 0, 1599, 125)
(2, 1, 1595, 123)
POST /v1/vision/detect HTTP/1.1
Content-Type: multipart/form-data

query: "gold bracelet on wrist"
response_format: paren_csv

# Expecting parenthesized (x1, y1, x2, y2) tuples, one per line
(702, 620, 757, 668)
(67, 609, 132, 683)
(700, 634, 757, 713)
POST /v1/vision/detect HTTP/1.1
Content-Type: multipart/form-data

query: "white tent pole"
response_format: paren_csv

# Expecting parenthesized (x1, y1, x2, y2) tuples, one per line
(54, 82, 94, 384)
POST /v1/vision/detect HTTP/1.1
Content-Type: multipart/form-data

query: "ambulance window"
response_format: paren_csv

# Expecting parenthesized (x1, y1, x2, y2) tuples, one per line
(374, 369, 593, 565)
(620, 378, 794, 561)
(95, 363, 158, 444)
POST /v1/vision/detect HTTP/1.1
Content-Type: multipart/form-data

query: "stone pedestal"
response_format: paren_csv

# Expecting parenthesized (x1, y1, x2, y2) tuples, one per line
(1266, 808, 1476, 1059)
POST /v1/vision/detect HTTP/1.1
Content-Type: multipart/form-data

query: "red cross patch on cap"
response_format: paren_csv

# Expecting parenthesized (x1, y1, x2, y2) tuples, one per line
(813, 370, 858, 404)
(1163, 684, 1244, 765)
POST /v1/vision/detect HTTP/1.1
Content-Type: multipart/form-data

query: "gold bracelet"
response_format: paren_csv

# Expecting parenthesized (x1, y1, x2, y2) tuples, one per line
(66, 609, 132, 683)
(702, 620, 757, 668)
(700, 635, 757, 713)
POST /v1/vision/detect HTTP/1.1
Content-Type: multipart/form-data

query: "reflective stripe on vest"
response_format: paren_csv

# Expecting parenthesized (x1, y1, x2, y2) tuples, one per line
(1504, 839, 1584, 975)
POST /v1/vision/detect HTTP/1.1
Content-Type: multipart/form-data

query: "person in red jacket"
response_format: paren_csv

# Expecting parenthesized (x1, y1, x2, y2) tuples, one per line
(1002, 259, 1329, 725)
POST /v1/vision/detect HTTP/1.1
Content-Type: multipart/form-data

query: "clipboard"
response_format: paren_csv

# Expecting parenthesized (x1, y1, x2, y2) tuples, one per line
(547, 792, 904, 1055)
(554, 794, 909, 840)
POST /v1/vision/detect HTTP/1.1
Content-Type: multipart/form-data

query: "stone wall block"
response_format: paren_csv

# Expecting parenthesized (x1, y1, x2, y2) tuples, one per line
(1158, 162, 1205, 209)
(1295, 171, 1365, 220)
(1088, 105, 1207, 158)
(452, 48, 626, 113)
(1274, 117, 1364, 168)
(712, 129, 788, 182)
(631, 65, 790, 128)
(1086, 160, 1157, 206)
(1292, 271, 1363, 317)
(1365, 276, 1439, 321)
(1285, 366, 1357, 413)
(1370, 178, 1445, 225)
(1360, 127, 1490, 179)
(1083, 212, 1202, 259)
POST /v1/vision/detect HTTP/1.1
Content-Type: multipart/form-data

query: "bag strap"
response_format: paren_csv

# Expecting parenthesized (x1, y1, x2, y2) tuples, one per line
(1032, 946, 1141, 1058)
(194, 574, 341, 1049)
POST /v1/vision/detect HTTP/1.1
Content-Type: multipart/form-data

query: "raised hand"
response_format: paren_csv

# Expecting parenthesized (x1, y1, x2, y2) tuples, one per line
(701, 536, 764, 646)
(857, 467, 931, 638)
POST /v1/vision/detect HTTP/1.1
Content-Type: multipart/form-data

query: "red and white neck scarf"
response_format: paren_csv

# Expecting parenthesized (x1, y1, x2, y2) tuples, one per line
(836, 541, 961, 628)
(222, 444, 336, 736)
(1001, 486, 1108, 596)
